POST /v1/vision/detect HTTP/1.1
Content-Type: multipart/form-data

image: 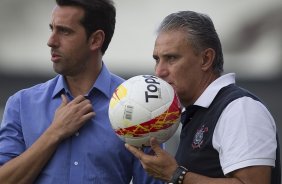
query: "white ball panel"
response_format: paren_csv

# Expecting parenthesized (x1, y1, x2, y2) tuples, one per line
(110, 99, 151, 129)
(108, 75, 181, 147)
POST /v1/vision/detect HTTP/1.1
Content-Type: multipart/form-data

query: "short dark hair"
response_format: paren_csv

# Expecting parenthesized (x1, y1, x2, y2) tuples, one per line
(56, 0, 116, 55)
(157, 11, 224, 75)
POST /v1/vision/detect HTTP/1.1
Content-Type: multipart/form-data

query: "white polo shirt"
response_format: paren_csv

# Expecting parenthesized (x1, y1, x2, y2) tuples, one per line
(194, 73, 277, 175)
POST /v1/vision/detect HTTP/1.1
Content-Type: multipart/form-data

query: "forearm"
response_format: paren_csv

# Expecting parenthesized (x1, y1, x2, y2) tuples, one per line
(182, 172, 241, 184)
(181, 166, 271, 184)
(0, 128, 61, 184)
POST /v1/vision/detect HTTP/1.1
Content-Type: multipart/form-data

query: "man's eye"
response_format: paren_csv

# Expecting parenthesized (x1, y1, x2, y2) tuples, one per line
(61, 29, 69, 34)
(167, 56, 177, 63)
(59, 28, 71, 35)
(168, 56, 176, 60)
(49, 25, 53, 31)
(153, 56, 159, 64)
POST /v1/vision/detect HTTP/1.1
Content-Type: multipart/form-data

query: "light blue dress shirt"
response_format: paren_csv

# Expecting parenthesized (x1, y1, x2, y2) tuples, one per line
(0, 64, 163, 184)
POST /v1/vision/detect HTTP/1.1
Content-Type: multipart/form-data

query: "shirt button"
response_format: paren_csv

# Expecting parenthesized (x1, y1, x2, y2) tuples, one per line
(75, 132, 80, 136)
(74, 161, 79, 166)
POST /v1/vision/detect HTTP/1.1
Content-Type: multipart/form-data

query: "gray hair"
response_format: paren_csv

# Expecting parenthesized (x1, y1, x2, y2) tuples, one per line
(157, 11, 224, 75)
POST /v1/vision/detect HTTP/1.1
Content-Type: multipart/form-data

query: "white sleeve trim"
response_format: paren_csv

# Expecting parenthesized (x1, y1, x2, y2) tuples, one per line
(223, 158, 276, 175)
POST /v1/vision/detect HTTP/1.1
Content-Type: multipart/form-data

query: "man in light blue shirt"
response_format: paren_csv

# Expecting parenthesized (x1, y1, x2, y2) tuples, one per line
(0, 0, 163, 183)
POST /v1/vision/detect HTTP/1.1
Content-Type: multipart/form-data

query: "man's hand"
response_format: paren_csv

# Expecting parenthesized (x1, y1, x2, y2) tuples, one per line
(50, 94, 95, 140)
(125, 137, 178, 181)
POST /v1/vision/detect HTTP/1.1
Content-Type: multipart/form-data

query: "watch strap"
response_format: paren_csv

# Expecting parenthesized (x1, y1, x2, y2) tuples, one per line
(168, 166, 188, 184)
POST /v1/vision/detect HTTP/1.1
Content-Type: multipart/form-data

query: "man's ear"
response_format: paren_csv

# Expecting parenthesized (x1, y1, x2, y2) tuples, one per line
(201, 48, 215, 71)
(88, 30, 105, 51)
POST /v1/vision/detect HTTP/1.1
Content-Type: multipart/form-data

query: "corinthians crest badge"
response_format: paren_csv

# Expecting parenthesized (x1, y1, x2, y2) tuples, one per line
(192, 124, 208, 149)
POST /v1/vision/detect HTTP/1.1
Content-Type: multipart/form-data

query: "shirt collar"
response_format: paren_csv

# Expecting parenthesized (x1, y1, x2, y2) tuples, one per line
(52, 75, 65, 98)
(93, 63, 112, 99)
(194, 73, 236, 108)
(52, 63, 112, 99)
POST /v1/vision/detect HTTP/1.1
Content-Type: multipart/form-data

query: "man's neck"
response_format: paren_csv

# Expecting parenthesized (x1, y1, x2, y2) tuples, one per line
(65, 64, 102, 97)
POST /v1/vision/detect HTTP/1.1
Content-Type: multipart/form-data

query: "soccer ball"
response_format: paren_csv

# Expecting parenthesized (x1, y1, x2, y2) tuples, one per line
(108, 75, 181, 147)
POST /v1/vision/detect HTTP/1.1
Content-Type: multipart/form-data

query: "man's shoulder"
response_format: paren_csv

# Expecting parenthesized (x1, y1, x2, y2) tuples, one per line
(110, 73, 125, 86)
(12, 76, 59, 98)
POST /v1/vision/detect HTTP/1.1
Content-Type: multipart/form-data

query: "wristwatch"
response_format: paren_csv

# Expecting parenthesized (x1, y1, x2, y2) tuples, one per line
(168, 166, 188, 184)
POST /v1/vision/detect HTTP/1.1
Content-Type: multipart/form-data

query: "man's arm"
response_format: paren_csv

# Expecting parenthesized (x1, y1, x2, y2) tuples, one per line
(182, 166, 271, 184)
(0, 95, 94, 184)
(0, 127, 62, 184)
(125, 138, 272, 184)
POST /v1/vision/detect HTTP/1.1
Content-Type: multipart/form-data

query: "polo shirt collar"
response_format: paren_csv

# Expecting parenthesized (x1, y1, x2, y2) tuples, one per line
(194, 73, 236, 108)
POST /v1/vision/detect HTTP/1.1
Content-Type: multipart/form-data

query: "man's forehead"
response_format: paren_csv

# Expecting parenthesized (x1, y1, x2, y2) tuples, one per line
(50, 5, 84, 25)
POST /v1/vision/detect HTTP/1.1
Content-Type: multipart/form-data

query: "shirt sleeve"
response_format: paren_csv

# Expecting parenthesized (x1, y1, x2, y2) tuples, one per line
(212, 96, 277, 175)
(0, 94, 25, 165)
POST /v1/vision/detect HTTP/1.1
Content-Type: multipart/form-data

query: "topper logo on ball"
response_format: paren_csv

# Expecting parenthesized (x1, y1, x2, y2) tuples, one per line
(143, 75, 161, 103)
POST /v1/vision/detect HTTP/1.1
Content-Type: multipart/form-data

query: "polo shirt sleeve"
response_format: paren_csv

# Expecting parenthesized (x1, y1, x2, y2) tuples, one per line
(0, 94, 25, 165)
(213, 96, 277, 175)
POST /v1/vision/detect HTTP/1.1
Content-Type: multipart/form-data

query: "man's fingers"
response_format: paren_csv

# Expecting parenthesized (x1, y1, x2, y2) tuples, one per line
(81, 112, 95, 122)
(71, 95, 87, 104)
(59, 94, 94, 120)
(125, 138, 163, 159)
(150, 137, 162, 155)
(60, 94, 68, 107)
(125, 143, 144, 160)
